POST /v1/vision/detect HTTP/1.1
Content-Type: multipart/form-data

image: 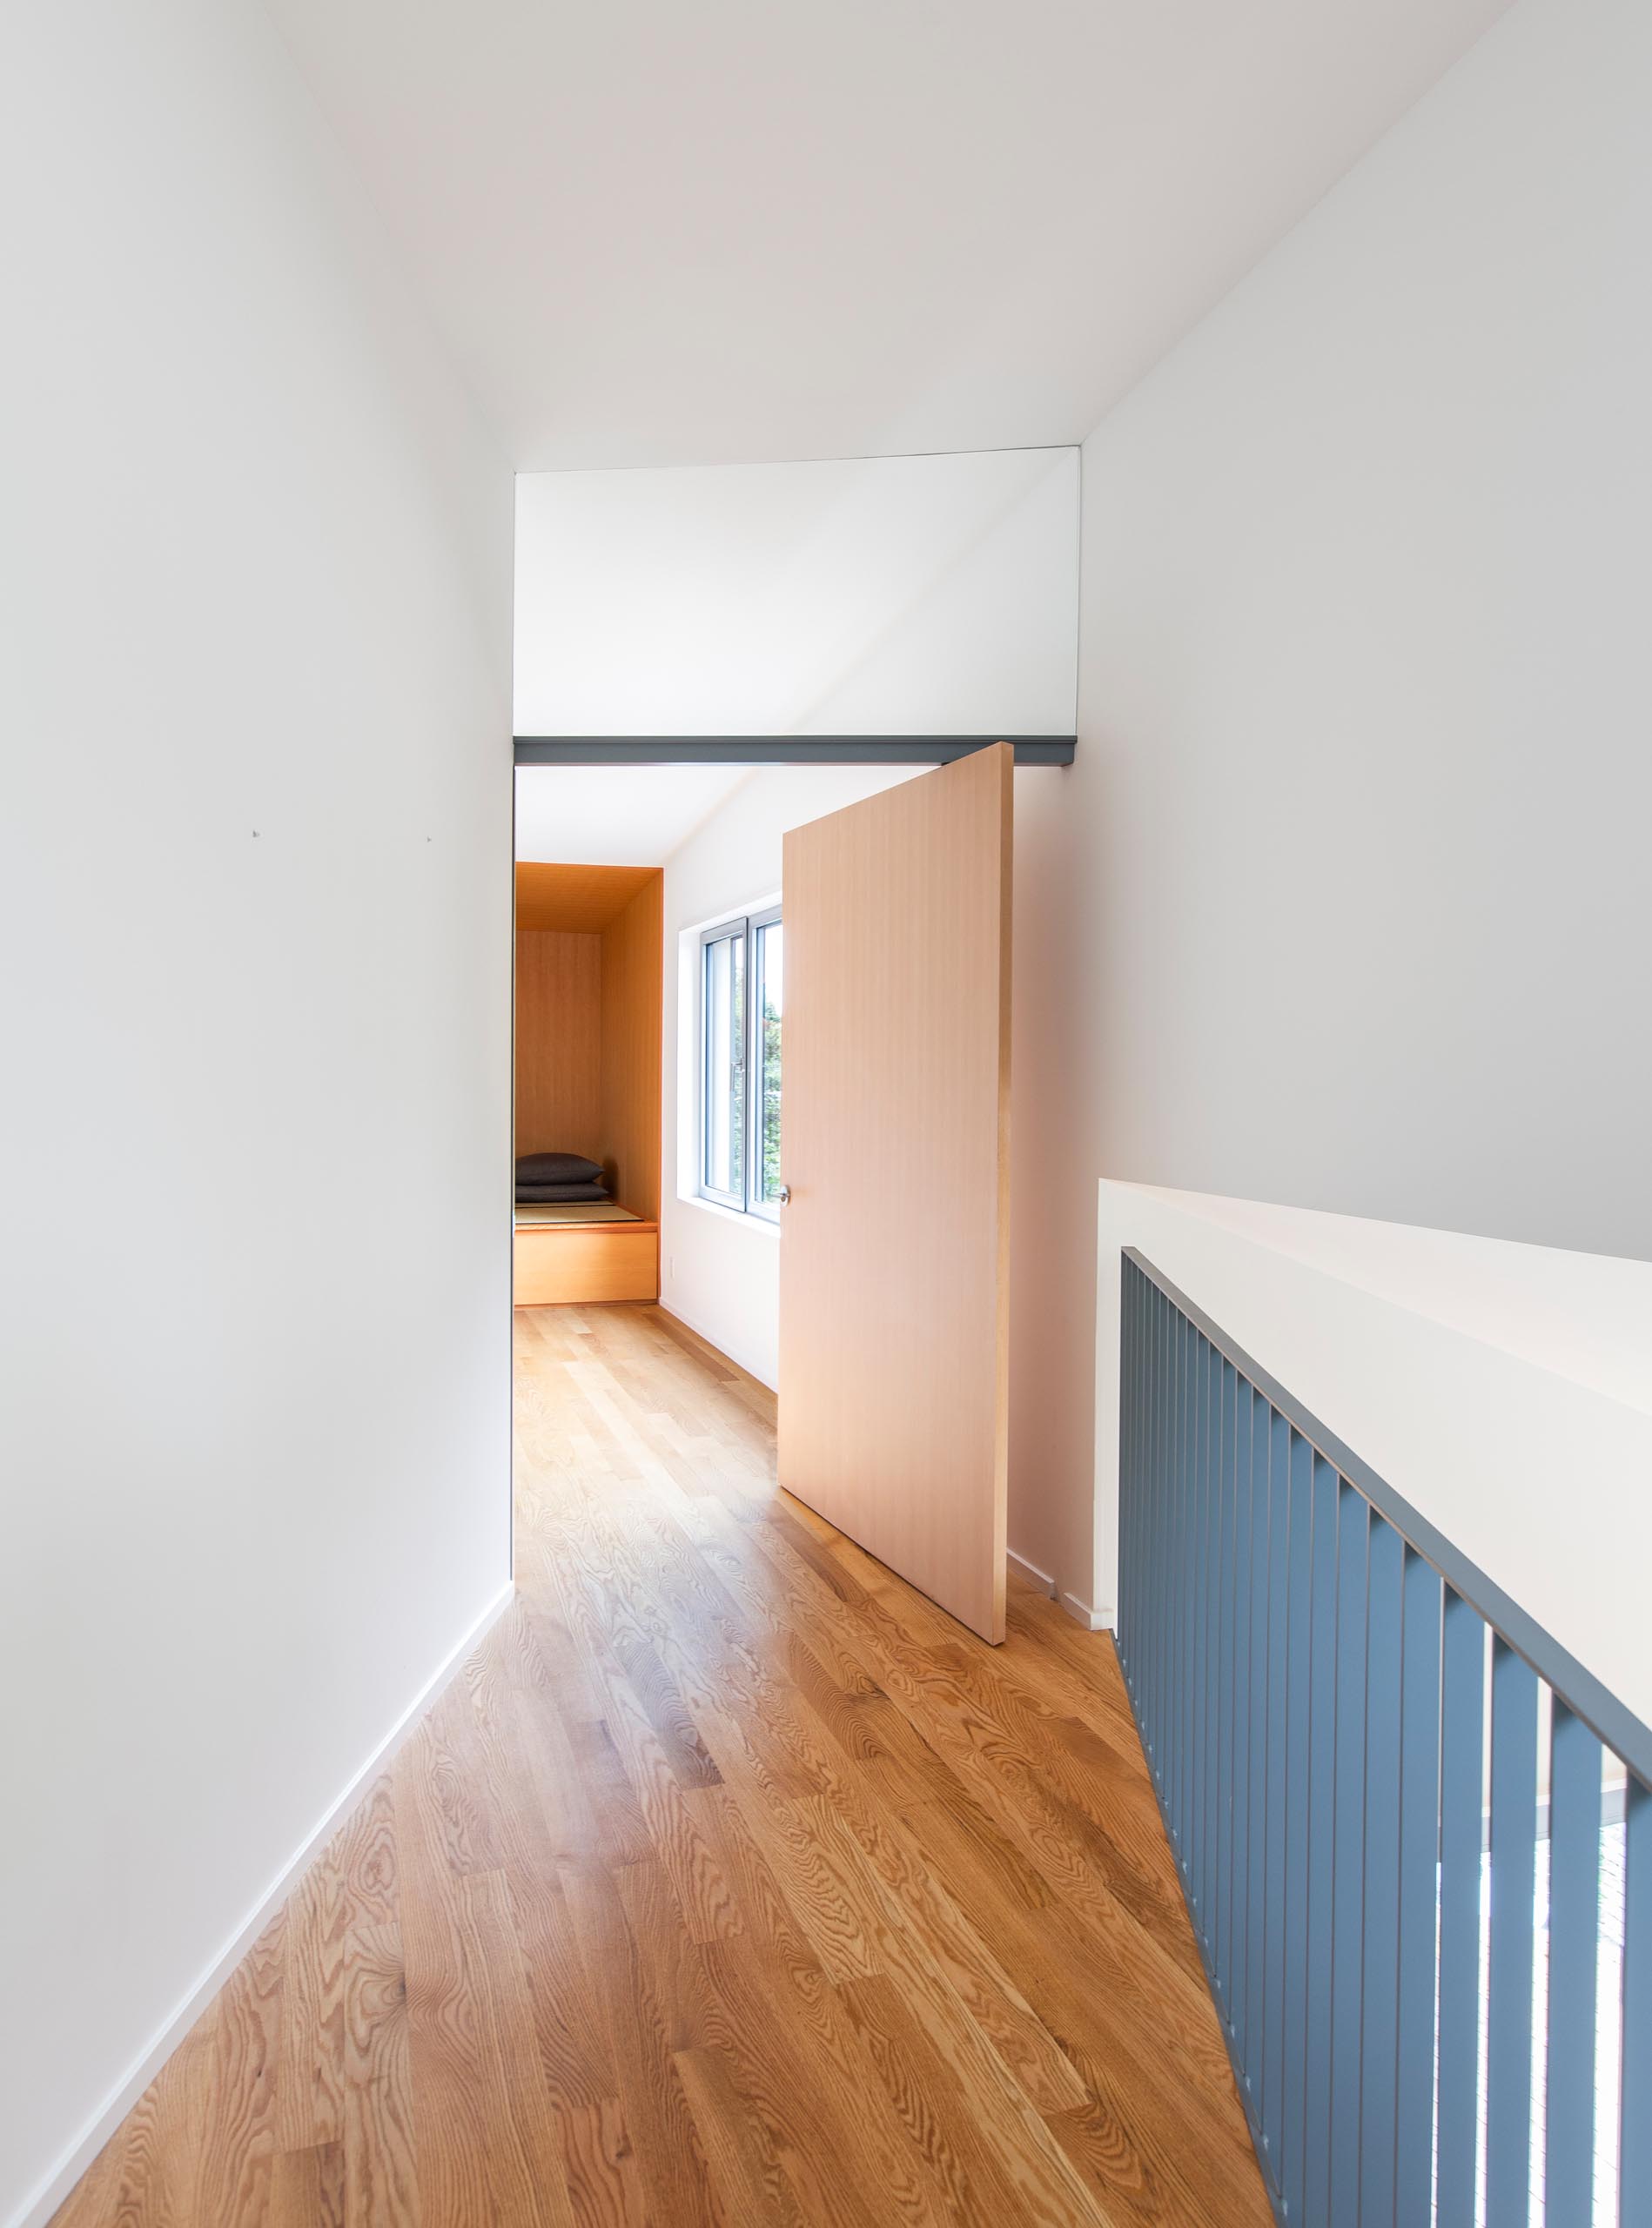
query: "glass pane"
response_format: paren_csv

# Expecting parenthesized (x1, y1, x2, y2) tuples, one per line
(702, 930, 744, 1198)
(754, 920, 782, 1206)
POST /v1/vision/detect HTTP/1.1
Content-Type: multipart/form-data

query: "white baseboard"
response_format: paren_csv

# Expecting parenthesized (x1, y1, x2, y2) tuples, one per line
(1060, 1590, 1114, 1633)
(11, 1579, 514, 2228)
(1006, 1547, 1058, 1598)
(655, 1299, 776, 1392)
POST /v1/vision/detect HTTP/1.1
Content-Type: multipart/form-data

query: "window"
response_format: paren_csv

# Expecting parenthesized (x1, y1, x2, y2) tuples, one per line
(699, 907, 782, 1218)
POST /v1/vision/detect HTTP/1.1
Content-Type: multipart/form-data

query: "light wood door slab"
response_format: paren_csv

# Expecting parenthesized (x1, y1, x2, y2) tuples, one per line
(779, 742, 1011, 1642)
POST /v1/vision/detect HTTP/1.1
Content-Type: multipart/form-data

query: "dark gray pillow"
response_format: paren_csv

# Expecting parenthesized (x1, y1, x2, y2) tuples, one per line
(515, 1151, 605, 1184)
(515, 1181, 610, 1202)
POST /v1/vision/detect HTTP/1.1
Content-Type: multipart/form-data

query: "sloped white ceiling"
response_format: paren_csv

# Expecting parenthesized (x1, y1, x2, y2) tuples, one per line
(514, 767, 751, 865)
(265, 0, 1508, 469)
(513, 446, 1078, 736)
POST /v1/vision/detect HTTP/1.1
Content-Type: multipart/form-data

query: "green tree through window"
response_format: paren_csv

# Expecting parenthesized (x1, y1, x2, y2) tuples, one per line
(755, 916, 782, 1211)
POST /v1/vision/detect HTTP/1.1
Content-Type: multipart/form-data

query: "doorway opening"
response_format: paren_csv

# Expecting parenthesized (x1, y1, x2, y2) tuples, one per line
(513, 860, 663, 1306)
(511, 749, 1014, 1643)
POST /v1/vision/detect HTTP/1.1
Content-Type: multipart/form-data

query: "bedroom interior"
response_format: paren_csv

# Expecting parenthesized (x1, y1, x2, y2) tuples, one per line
(513, 860, 663, 1306)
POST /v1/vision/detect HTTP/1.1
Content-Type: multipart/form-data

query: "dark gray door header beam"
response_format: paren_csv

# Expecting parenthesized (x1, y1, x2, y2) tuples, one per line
(514, 735, 1076, 768)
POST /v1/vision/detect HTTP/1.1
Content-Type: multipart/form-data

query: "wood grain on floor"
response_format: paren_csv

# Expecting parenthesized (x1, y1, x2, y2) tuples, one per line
(50, 1302, 1272, 2227)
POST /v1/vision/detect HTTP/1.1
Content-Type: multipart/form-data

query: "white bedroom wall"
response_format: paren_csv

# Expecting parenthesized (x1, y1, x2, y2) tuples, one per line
(662, 764, 1065, 1446)
(1012, 0, 1652, 1614)
(661, 767, 923, 1386)
(0, 5, 512, 2223)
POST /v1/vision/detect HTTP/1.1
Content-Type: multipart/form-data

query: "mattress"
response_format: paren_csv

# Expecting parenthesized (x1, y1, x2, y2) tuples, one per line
(514, 1201, 643, 1227)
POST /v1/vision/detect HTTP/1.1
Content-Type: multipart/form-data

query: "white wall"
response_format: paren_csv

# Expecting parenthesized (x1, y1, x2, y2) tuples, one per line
(514, 447, 1078, 735)
(661, 768, 922, 1386)
(1011, 0, 1652, 1614)
(0, 7, 513, 2224)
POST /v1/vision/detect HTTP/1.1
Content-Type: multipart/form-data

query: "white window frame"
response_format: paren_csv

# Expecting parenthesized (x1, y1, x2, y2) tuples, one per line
(744, 905, 783, 1224)
(697, 906, 782, 1219)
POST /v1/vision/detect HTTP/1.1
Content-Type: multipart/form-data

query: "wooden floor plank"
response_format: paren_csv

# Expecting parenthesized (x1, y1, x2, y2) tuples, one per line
(338, 1923, 420, 2228)
(559, 1865, 720, 2228)
(268, 2144, 346, 2228)
(49, 1300, 1270, 2228)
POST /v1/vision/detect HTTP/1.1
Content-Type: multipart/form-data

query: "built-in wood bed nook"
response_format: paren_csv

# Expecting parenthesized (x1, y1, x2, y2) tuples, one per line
(514, 862, 662, 1305)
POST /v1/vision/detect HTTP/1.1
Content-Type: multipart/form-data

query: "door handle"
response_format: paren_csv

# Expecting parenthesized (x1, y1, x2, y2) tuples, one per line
(779, 1184, 792, 1205)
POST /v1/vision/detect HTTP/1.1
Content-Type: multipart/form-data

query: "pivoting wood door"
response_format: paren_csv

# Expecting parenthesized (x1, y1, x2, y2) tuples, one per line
(778, 742, 1011, 1642)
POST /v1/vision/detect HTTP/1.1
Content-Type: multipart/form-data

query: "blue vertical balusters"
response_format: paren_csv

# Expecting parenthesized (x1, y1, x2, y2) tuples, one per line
(1486, 1641, 1539, 2228)
(1394, 1550, 1442, 2228)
